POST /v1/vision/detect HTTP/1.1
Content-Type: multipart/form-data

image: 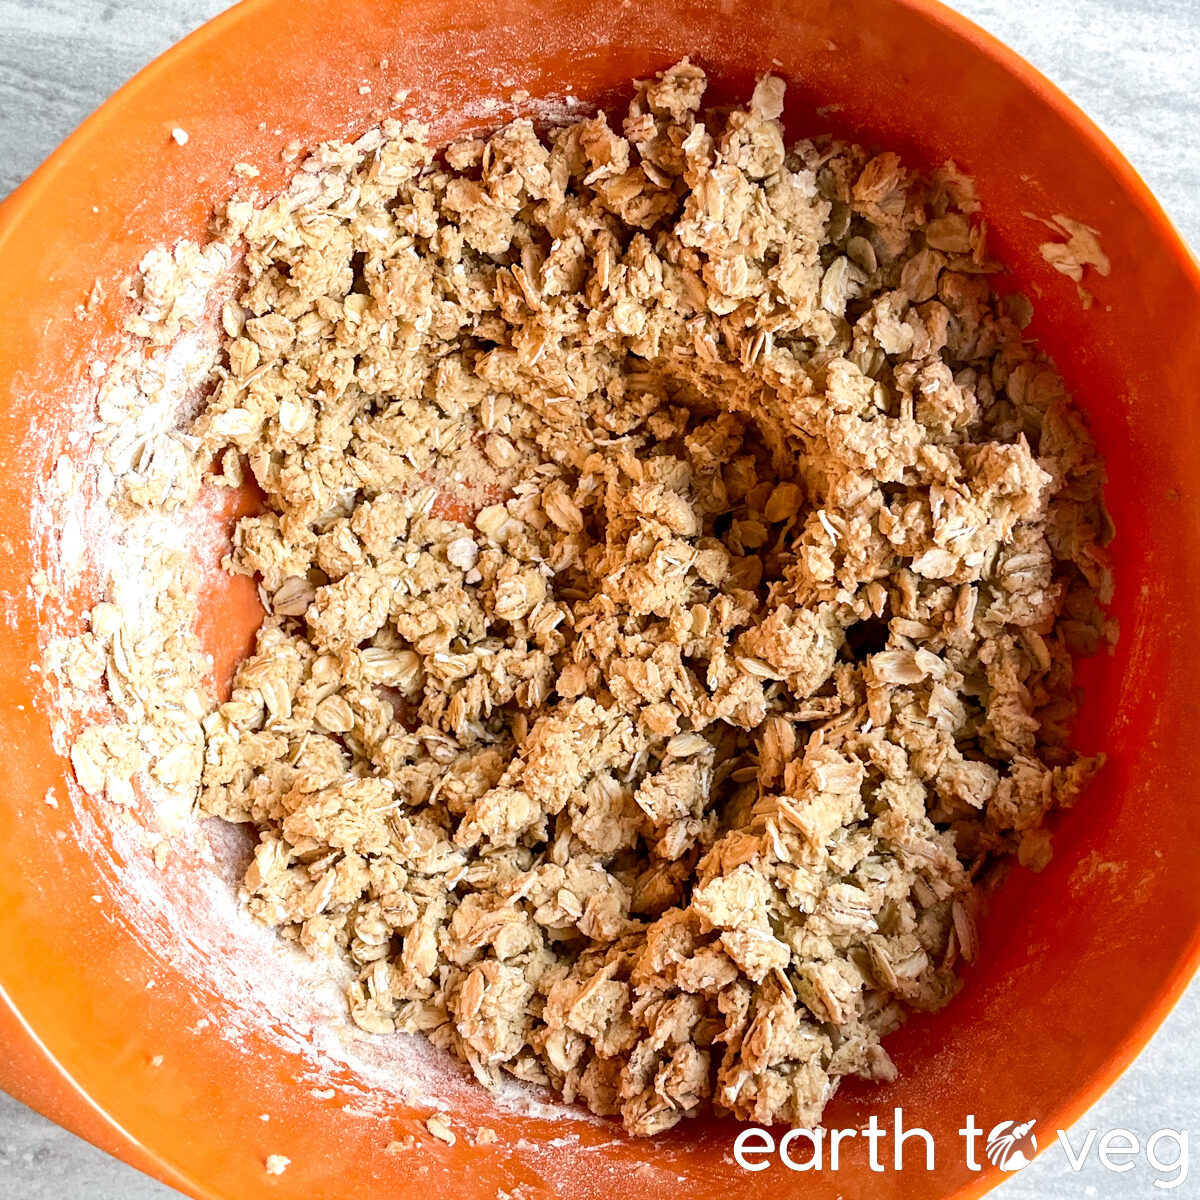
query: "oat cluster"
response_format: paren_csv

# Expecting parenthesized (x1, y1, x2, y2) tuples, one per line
(89, 63, 1113, 1135)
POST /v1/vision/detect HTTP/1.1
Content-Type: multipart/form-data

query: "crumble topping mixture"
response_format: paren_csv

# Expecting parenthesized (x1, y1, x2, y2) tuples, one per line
(50, 62, 1112, 1136)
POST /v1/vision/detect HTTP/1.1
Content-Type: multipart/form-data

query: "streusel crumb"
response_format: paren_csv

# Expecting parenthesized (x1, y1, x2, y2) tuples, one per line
(63, 61, 1113, 1137)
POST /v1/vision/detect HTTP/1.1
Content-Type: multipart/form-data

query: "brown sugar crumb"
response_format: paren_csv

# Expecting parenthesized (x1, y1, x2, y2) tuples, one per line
(189, 60, 1112, 1137)
(63, 60, 1112, 1141)
(472, 1126, 499, 1146)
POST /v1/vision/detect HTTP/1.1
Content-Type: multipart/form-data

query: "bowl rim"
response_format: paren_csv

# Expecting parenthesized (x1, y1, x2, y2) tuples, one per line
(1, 1, 1198, 1196)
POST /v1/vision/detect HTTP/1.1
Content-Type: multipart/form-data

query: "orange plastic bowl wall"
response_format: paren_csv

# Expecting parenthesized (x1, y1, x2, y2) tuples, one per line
(1, 1, 1199, 1198)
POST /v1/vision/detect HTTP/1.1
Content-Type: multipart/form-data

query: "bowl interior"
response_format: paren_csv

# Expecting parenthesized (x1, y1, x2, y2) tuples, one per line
(2, 1, 1200, 1198)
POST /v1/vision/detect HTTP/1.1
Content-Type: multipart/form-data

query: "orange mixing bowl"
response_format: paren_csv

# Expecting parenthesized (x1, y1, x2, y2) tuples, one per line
(1, 1, 1198, 1197)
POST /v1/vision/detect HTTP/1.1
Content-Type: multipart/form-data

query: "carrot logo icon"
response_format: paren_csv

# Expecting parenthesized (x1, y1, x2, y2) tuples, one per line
(985, 1120, 1038, 1171)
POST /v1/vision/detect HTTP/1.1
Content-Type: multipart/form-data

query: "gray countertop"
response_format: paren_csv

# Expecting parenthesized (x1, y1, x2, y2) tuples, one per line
(1, 1, 1198, 1197)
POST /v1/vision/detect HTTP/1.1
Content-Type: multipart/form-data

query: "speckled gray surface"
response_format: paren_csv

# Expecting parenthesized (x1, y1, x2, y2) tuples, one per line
(0, 1, 1197, 1197)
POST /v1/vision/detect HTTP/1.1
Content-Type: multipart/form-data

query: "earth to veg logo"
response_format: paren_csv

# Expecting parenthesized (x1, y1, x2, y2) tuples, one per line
(732, 1108, 1189, 1187)
(985, 1119, 1038, 1171)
